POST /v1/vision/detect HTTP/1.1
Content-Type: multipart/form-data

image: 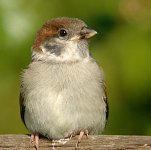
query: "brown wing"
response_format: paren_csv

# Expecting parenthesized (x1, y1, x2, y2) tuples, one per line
(102, 81, 109, 121)
(19, 89, 26, 126)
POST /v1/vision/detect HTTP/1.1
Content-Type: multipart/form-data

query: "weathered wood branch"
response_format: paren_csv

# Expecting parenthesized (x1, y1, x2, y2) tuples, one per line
(0, 134, 151, 150)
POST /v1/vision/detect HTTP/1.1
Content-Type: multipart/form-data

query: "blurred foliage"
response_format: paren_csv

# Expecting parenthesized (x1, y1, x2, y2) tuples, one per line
(0, 0, 151, 135)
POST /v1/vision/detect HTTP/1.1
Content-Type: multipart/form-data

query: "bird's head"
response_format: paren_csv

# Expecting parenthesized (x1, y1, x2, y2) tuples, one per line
(32, 17, 97, 63)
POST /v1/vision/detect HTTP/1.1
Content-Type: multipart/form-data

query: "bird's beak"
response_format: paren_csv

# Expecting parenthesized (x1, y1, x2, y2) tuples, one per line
(81, 27, 97, 39)
(70, 27, 97, 41)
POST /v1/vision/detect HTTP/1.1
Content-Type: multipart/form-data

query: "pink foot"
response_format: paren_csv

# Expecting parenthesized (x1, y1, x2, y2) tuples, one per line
(76, 130, 88, 147)
(30, 133, 39, 150)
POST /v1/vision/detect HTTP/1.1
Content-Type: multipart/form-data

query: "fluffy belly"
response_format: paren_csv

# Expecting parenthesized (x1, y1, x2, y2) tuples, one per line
(24, 88, 105, 140)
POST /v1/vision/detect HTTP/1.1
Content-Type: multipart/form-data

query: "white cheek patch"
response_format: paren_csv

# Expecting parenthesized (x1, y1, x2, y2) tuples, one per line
(32, 40, 89, 62)
(41, 41, 82, 61)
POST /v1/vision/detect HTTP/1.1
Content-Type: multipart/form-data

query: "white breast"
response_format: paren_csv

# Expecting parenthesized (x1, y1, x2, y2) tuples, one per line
(21, 59, 106, 139)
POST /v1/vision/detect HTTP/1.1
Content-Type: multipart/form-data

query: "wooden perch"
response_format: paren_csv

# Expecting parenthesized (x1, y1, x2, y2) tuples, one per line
(0, 134, 151, 150)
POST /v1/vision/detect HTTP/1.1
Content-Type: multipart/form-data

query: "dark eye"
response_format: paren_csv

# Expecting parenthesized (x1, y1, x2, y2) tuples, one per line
(58, 29, 68, 37)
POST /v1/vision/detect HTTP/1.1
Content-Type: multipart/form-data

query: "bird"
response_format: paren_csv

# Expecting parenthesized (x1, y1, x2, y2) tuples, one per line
(19, 17, 108, 150)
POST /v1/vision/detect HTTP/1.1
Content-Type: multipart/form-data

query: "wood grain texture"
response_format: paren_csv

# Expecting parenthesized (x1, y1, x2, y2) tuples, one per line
(0, 134, 151, 150)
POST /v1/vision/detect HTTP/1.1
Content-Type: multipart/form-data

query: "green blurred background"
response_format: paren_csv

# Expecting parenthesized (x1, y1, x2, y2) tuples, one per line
(0, 0, 151, 135)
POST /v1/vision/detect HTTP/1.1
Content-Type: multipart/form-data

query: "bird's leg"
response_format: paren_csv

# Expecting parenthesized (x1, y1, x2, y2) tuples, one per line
(76, 130, 88, 147)
(85, 130, 89, 137)
(30, 134, 35, 143)
(76, 131, 84, 147)
(35, 133, 39, 150)
(30, 133, 39, 150)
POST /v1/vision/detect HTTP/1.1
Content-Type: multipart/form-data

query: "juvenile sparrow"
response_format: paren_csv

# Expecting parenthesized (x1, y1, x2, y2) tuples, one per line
(20, 17, 108, 149)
